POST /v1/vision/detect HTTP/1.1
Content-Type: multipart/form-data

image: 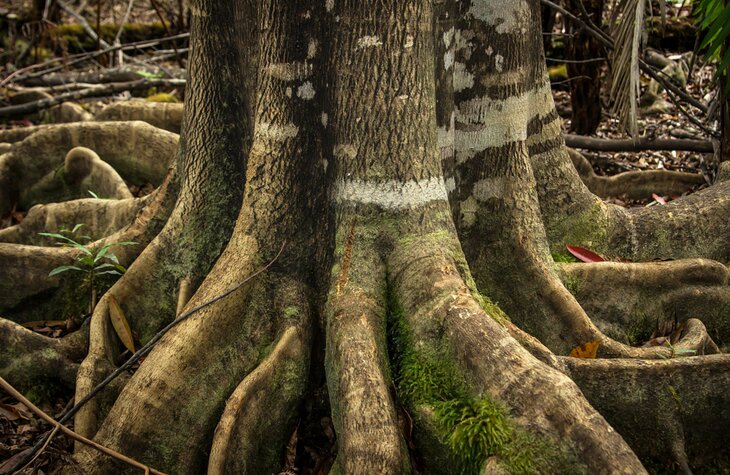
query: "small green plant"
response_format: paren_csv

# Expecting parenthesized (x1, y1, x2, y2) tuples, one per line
(39, 224, 136, 312)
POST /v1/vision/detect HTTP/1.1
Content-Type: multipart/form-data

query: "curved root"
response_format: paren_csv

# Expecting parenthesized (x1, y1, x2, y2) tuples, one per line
(209, 301, 312, 474)
(0, 319, 84, 390)
(0, 121, 177, 214)
(564, 355, 730, 469)
(0, 196, 149, 245)
(325, 217, 409, 473)
(95, 101, 183, 134)
(560, 259, 730, 347)
(389, 229, 646, 473)
(567, 148, 706, 200)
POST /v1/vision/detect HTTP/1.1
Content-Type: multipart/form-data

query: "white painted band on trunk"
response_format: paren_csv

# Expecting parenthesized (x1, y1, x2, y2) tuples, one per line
(334, 176, 448, 209)
(455, 80, 554, 161)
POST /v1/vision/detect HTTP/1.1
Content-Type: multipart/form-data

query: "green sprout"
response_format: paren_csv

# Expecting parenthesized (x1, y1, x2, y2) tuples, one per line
(39, 224, 136, 312)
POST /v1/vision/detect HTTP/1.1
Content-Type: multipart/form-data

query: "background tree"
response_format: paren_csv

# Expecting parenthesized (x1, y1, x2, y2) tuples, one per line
(1, 0, 730, 473)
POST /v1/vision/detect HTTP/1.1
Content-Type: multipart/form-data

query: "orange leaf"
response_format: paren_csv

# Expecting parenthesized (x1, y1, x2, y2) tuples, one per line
(569, 340, 600, 358)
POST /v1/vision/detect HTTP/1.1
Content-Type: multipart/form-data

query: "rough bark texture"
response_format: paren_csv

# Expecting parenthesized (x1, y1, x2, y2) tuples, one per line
(1, 0, 729, 474)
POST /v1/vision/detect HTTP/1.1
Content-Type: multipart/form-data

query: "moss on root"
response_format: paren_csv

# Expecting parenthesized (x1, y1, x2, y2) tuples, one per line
(386, 288, 582, 474)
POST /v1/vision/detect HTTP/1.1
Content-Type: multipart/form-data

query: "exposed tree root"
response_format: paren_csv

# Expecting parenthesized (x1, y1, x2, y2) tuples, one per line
(19, 146, 134, 208)
(559, 259, 730, 347)
(208, 303, 312, 474)
(0, 121, 177, 214)
(325, 216, 410, 473)
(564, 355, 730, 470)
(0, 319, 84, 391)
(533, 140, 730, 263)
(0, 196, 149, 245)
(567, 147, 706, 199)
(95, 101, 183, 134)
(387, 216, 647, 473)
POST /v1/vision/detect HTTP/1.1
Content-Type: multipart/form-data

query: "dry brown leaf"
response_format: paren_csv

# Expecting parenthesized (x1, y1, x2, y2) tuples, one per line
(569, 340, 600, 358)
(108, 294, 136, 353)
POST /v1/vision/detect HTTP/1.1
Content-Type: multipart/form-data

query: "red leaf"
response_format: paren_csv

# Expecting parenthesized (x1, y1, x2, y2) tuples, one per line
(652, 193, 666, 205)
(566, 245, 605, 263)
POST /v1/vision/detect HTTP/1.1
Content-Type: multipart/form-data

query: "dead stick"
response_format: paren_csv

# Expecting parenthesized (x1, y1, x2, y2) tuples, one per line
(0, 376, 167, 475)
(0, 78, 185, 119)
(564, 134, 714, 153)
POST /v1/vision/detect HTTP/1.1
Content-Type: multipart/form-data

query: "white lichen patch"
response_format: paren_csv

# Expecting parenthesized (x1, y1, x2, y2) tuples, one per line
(454, 80, 554, 158)
(308, 39, 318, 58)
(444, 50, 454, 70)
(356, 35, 383, 49)
(453, 62, 474, 92)
(265, 62, 314, 81)
(468, 0, 531, 35)
(257, 122, 299, 140)
(443, 27, 455, 47)
(321, 112, 329, 128)
(297, 81, 316, 100)
(333, 144, 358, 160)
(286, 87, 293, 98)
(495, 54, 504, 72)
(404, 35, 414, 48)
(334, 176, 448, 209)
(445, 176, 456, 193)
(325, 0, 334, 12)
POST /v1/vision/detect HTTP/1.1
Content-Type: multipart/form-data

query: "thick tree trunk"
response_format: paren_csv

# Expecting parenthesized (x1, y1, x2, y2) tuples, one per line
(1, 0, 729, 473)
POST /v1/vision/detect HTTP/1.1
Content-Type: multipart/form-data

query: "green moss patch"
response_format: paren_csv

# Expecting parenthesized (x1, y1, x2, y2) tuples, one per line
(386, 285, 580, 474)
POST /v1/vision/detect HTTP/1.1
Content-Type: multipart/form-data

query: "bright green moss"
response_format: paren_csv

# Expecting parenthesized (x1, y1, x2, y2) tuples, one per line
(386, 286, 580, 474)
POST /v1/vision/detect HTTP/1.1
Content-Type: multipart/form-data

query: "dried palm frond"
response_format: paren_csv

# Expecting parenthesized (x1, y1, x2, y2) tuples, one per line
(608, 0, 646, 137)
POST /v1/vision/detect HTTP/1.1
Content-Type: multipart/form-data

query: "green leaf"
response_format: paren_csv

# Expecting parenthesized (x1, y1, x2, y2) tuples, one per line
(106, 253, 120, 265)
(88, 190, 99, 199)
(94, 244, 112, 263)
(78, 255, 95, 267)
(48, 265, 83, 276)
(96, 270, 122, 276)
(72, 223, 85, 234)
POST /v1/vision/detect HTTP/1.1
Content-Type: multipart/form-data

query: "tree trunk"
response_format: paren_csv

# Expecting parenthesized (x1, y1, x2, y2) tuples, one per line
(1, 0, 729, 473)
(566, 0, 604, 135)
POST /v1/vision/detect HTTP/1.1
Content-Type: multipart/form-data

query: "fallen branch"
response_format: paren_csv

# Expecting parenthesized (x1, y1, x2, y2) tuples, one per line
(0, 376, 167, 475)
(0, 78, 185, 119)
(564, 134, 714, 153)
(3, 33, 189, 86)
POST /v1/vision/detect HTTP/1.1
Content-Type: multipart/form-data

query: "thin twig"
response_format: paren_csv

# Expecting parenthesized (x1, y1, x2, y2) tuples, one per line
(0, 376, 167, 475)
(15, 425, 59, 473)
(7, 242, 286, 474)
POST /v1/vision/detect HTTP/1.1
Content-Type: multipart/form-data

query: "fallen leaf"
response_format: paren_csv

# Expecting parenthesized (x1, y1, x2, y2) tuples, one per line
(108, 295, 135, 353)
(566, 245, 606, 263)
(569, 340, 600, 358)
(651, 193, 666, 204)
